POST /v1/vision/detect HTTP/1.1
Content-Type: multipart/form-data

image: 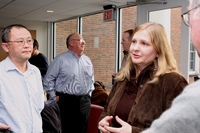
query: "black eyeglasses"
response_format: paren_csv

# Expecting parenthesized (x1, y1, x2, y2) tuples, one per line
(181, 4, 200, 26)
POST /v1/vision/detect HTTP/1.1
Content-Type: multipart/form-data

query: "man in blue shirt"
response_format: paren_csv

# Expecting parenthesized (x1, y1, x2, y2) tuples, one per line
(0, 24, 44, 132)
(43, 33, 94, 133)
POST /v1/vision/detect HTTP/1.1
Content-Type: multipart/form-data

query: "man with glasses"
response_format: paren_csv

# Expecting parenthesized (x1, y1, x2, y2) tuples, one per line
(0, 24, 44, 132)
(141, 0, 200, 133)
(43, 33, 94, 133)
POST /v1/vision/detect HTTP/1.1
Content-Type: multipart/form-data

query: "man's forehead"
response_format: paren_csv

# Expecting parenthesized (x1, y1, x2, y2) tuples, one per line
(71, 34, 82, 39)
(10, 27, 31, 38)
(11, 27, 30, 34)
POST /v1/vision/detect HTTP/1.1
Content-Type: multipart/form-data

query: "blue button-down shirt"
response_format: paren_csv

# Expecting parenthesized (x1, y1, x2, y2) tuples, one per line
(43, 50, 94, 104)
(0, 57, 44, 132)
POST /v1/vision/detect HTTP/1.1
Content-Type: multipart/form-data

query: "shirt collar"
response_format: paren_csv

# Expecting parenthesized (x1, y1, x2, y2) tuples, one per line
(4, 57, 32, 73)
(69, 50, 83, 58)
(4, 57, 18, 72)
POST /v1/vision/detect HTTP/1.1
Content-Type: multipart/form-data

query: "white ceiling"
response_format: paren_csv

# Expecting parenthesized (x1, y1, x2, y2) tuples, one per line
(0, 0, 130, 22)
(0, 0, 167, 22)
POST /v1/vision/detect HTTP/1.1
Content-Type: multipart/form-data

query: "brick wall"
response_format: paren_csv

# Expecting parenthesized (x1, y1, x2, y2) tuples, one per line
(82, 13, 116, 86)
(171, 7, 181, 70)
(56, 19, 77, 55)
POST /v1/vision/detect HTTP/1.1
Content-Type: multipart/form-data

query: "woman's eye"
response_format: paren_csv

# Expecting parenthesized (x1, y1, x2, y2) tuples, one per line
(142, 42, 148, 46)
(132, 40, 136, 43)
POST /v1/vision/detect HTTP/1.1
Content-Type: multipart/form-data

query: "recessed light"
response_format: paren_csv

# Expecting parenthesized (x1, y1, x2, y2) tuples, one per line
(47, 10, 54, 13)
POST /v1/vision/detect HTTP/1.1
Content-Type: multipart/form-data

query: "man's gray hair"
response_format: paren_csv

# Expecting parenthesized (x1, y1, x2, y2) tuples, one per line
(189, 0, 200, 19)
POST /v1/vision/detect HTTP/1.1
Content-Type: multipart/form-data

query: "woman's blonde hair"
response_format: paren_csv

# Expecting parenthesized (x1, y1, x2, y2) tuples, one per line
(115, 22, 179, 83)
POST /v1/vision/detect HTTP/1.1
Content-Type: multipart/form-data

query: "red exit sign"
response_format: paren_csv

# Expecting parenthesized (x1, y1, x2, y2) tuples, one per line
(103, 9, 114, 22)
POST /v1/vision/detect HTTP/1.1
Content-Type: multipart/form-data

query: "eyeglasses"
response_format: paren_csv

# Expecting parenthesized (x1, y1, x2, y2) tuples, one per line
(6, 39, 33, 46)
(71, 39, 85, 44)
(181, 4, 200, 26)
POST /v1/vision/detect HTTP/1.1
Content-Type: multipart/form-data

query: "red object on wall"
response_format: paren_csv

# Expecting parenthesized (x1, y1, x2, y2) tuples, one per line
(103, 9, 114, 22)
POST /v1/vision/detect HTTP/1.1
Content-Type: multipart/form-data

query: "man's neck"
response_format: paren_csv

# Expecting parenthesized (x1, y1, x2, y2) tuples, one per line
(32, 50, 39, 56)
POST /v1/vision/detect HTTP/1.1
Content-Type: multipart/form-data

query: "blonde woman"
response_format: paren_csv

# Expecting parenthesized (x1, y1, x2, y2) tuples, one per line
(98, 22, 188, 133)
(142, 0, 200, 132)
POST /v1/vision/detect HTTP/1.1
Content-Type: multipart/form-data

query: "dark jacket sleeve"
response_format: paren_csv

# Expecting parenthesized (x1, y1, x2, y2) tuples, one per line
(161, 73, 188, 110)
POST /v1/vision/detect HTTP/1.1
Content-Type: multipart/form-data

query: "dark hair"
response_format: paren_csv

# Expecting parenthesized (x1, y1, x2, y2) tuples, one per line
(1, 24, 29, 43)
(33, 39, 39, 49)
(124, 29, 134, 41)
(66, 33, 75, 48)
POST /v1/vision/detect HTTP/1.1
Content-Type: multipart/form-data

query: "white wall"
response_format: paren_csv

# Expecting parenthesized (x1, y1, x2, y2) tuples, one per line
(0, 18, 48, 57)
(149, 9, 171, 43)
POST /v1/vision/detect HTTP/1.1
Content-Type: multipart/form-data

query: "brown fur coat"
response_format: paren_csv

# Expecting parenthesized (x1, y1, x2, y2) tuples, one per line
(99, 65, 188, 133)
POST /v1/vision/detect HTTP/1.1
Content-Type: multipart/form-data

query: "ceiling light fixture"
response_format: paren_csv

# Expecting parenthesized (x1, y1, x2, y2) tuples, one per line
(127, 0, 167, 5)
(47, 10, 54, 13)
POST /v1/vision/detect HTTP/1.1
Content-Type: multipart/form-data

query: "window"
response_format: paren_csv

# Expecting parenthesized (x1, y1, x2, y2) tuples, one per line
(190, 42, 195, 71)
(189, 41, 199, 75)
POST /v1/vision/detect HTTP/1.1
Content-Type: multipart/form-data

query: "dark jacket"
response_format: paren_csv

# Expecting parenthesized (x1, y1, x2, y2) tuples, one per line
(99, 64, 188, 133)
(29, 53, 49, 80)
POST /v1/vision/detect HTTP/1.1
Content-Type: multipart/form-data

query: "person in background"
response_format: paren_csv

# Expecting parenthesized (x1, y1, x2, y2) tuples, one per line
(98, 22, 188, 133)
(0, 24, 44, 132)
(29, 39, 49, 81)
(121, 29, 134, 68)
(112, 29, 134, 84)
(141, 0, 200, 133)
(43, 33, 94, 133)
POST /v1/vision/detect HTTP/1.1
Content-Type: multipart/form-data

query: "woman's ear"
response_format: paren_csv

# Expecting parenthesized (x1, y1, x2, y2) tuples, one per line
(156, 53, 159, 58)
(2, 43, 9, 53)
